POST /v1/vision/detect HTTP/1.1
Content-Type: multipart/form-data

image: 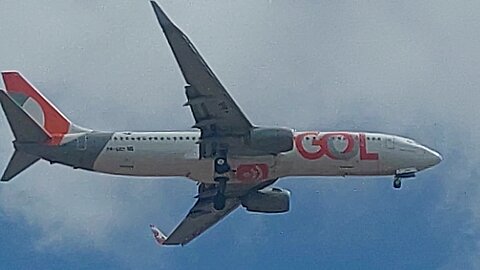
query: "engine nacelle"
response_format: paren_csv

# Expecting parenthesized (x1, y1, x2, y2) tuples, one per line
(241, 187, 290, 213)
(246, 127, 294, 155)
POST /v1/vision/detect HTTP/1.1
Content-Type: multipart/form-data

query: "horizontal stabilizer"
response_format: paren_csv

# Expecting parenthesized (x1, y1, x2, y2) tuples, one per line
(1, 150, 40, 182)
(0, 90, 50, 142)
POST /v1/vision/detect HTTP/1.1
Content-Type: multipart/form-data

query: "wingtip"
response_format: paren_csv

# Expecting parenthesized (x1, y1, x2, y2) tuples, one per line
(1, 171, 12, 182)
(150, 224, 168, 245)
(150, 1, 173, 28)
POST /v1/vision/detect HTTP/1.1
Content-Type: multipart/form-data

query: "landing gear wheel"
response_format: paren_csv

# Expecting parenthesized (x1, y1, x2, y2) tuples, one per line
(393, 178, 402, 189)
(214, 157, 230, 174)
(213, 193, 226, 210)
(213, 176, 228, 210)
(213, 153, 230, 210)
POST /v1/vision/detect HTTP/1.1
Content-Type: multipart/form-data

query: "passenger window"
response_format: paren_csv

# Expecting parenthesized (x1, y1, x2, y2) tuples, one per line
(114, 137, 117, 140)
(186, 137, 190, 140)
(179, 137, 183, 140)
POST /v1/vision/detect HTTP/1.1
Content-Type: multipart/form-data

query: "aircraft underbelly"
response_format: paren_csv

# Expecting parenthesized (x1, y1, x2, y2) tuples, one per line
(93, 150, 390, 181)
(92, 144, 283, 183)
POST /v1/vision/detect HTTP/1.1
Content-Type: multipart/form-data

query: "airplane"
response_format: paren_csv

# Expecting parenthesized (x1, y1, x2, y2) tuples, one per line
(0, 1, 442, 246)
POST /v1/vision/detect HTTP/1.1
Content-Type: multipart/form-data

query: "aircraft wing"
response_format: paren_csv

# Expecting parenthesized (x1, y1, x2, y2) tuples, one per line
(156, 180, 277, 246)
(162, 196, 240, 246)
(150, 2, 253, 148)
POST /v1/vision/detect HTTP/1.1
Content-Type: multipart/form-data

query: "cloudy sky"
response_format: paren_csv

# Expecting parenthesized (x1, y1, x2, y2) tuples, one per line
(0, 0, 479, 269)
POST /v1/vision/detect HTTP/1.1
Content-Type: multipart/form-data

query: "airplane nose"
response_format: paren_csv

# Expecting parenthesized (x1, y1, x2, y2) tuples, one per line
(426, 148, 443, 167)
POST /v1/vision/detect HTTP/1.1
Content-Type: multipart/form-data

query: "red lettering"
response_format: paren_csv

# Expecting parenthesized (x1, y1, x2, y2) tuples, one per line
(319, 133, 355, 159)
(295, 132, 379, 161)
(359, 133, 379, 160)
(295, 132, 326, 160)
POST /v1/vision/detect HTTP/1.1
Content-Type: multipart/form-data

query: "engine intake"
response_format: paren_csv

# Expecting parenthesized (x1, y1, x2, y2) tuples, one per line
(241, 187, 290, 213)
(247, 127, 294, 155)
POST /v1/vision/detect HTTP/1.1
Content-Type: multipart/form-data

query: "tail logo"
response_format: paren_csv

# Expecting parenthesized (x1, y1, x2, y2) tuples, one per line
(9, 92, 45, 127)
(2, 71, 71, 144)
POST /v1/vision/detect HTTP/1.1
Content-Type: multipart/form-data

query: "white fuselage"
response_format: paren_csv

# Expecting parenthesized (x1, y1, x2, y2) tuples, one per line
(92, 130, 442, 184)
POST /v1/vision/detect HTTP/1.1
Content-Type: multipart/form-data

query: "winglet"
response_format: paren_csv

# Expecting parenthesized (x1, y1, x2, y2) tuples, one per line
(150, 1, 174, 28)
(149, 224, 167, 245)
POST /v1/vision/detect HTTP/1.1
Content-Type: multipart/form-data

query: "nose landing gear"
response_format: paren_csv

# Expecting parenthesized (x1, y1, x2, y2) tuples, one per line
(393, 169, 417, 189)
(393, 177, 402, 189)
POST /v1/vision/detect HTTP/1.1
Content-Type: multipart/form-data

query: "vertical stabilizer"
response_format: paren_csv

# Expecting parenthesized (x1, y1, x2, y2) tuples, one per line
(0, 90, 50, 142)
(1, 150, 40, 182)
(1, 71, 89, 144)
(2, 71, 70, 135)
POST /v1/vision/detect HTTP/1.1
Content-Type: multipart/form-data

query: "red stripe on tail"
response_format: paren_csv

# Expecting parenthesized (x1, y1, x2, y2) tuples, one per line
(2, 71, 70, 144)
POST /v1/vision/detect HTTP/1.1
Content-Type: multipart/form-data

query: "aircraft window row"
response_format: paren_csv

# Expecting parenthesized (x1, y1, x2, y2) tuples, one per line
(304, 136, 381, 141)
(113, 136, 197, 141)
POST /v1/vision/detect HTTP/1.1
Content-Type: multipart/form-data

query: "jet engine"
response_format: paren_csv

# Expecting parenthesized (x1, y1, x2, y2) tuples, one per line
(241, 187, 290, 213)
(246, 127, 294, 155)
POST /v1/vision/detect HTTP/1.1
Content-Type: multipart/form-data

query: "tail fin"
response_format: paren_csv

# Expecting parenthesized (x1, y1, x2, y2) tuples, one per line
(2, 71, 74, 144)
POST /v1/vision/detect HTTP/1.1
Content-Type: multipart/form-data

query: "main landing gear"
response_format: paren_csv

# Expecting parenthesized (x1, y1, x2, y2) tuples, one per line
(213, 156, 231, 210)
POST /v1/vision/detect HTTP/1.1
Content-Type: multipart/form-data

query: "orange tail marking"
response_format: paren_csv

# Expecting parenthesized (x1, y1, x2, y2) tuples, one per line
(2, 71, 70, 144)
